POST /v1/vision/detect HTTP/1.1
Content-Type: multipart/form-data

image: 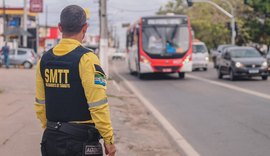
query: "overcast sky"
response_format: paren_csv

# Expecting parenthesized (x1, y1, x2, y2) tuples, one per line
(4, 0, 171, 46)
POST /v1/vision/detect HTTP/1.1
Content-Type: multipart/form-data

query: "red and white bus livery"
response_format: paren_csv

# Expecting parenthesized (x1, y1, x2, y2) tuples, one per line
(126, 15, 193, 79)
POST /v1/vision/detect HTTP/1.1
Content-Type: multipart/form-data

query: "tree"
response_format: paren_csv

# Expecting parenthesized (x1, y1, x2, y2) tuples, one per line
(157, 0, 186, 15)
(157, 0, 270, 49)
(157, 0, 231, 49)
(244, 0, 270, 48)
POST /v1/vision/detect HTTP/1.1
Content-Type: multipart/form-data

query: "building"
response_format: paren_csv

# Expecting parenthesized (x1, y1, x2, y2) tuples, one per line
(0, 7, 37, 51)
(38, 25, 61, 53)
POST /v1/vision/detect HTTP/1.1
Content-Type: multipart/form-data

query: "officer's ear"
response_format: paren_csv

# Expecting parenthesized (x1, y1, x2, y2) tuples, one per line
(58, 23, 63, 33)
(82, 23, 88, 34)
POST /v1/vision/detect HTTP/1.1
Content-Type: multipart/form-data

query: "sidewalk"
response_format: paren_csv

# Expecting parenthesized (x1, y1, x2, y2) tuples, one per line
(0, 67, 179, 155)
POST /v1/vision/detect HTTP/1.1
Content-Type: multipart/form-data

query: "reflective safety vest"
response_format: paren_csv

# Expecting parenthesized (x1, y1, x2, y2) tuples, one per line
(40, 46, 92, 122)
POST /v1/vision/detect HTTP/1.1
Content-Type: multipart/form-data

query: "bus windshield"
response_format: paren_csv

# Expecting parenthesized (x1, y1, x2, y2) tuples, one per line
(142, 26, 190, 56)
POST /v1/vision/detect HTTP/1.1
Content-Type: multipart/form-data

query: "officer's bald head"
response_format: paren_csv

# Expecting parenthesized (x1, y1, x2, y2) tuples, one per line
(60, 5, 86, 35)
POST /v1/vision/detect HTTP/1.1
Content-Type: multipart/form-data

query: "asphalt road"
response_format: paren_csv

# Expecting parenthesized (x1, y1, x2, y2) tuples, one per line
(113, 61, 270, 156)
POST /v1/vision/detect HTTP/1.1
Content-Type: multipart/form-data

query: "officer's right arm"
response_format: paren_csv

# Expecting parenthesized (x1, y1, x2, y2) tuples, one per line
(34, 60, 47, 129)
(80, 53, 114, 145)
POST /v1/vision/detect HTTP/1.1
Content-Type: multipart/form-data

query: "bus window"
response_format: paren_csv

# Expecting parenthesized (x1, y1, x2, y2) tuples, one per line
(142, 26, 190, 55)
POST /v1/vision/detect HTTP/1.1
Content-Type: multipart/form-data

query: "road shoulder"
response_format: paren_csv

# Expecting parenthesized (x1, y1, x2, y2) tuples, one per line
(107, 79, 179, 155)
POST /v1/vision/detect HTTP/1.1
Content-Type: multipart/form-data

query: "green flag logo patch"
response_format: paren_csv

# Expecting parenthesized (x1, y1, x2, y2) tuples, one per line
(94, 74, 106, 86)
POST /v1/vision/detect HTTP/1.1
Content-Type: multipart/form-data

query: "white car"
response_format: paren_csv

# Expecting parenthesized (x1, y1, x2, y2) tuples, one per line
(192, 41, 209, 71)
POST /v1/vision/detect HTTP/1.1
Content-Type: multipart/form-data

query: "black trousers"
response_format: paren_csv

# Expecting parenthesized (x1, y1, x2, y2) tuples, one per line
(41, 126, 103, 156)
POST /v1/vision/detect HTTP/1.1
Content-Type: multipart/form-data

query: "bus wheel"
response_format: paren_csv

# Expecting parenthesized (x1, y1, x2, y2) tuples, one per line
(137, 67, 145, 79)
(137, 72, 145, 79)
(128, 61, 135, 75)
(136, 62, 143, 79)
(136, 67, 145, 79)
(178, 72, 185, 79)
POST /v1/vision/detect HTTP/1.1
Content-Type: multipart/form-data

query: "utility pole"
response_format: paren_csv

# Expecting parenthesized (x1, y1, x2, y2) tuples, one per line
(2, 0, 6, 42)
(99, 0, 109, 76)
(23, 0, 28, 47)
(36, 14, 39, 53)
(188, 0, 236, 45)
(45, 5, 48, 38)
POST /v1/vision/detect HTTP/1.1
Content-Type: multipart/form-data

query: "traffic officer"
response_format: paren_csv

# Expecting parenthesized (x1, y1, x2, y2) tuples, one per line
(34, 5, 116, 156)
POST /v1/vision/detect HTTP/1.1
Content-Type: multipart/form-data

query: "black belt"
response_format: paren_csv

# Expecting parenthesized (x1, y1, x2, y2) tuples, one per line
(47, 121, 100, 141)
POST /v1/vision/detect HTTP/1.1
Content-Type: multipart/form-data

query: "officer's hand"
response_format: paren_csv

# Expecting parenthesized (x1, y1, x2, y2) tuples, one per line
(104, 143, 116, 156)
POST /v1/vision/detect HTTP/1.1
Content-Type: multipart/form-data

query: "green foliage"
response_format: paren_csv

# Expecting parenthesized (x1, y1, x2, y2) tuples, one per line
(247, 0, 270, 15)
(245, 0, 270, 45)
(157, 0, 186, 15)
(157, 0, 270, 48)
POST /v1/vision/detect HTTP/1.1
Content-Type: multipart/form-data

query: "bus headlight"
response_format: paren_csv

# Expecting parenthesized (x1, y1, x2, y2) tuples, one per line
(262, 61, 268, 68)
(205, 57, 209, 61)
(141, 55, 150, 64)
(183, 55, 191, 64)
(235, 62, 244, 68)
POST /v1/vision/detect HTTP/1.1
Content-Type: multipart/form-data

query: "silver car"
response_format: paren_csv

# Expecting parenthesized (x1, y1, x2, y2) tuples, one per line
(0, 48, 37, 69)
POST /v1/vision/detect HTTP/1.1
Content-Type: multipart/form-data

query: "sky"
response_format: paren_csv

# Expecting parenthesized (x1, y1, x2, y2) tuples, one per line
(3, 0, 172, 46)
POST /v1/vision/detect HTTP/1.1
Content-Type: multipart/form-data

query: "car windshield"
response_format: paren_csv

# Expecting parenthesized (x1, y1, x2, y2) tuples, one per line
(193, 44, 207, 53)
(142, 26, 190, 56)
(230, 49, 261, 58)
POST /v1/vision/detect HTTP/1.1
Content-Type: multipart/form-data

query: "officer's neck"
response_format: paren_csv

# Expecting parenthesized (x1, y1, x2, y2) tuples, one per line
(62, 34, 83, 43)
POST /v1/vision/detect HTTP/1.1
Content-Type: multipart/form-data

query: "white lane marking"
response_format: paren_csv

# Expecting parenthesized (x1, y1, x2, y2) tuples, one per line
(112, 80, 121, 92)
(187, 74, 270, 100)
(114, 69, 200, 156)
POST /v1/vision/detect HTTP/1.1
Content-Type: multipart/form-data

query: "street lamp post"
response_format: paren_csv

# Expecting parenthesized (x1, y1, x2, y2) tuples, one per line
(221, 0, 235, 45)
(2, 0, 6, 42)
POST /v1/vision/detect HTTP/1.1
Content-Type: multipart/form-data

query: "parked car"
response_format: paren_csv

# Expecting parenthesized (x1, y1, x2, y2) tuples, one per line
(217, 47, 268, 80)
(192, 41, 209, 71)
(212, 44, 236, 68)
(0, 48, 37, 69)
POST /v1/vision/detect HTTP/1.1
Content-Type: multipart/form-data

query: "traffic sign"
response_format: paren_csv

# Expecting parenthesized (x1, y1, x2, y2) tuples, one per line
(30, 0, 43, 13)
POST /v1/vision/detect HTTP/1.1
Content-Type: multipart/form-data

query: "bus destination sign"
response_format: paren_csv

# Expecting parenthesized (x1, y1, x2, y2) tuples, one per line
(144, 18, 187, 25)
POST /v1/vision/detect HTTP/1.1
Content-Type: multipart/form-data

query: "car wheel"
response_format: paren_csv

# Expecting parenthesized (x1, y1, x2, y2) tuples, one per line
(230, 69, 236, 81)
(218, 67, 223, 79)
(23, 61, 32, 69)
(203, 68, 207, 71)
(178, 72, 185, 79)
(262, 75, 268, 80)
